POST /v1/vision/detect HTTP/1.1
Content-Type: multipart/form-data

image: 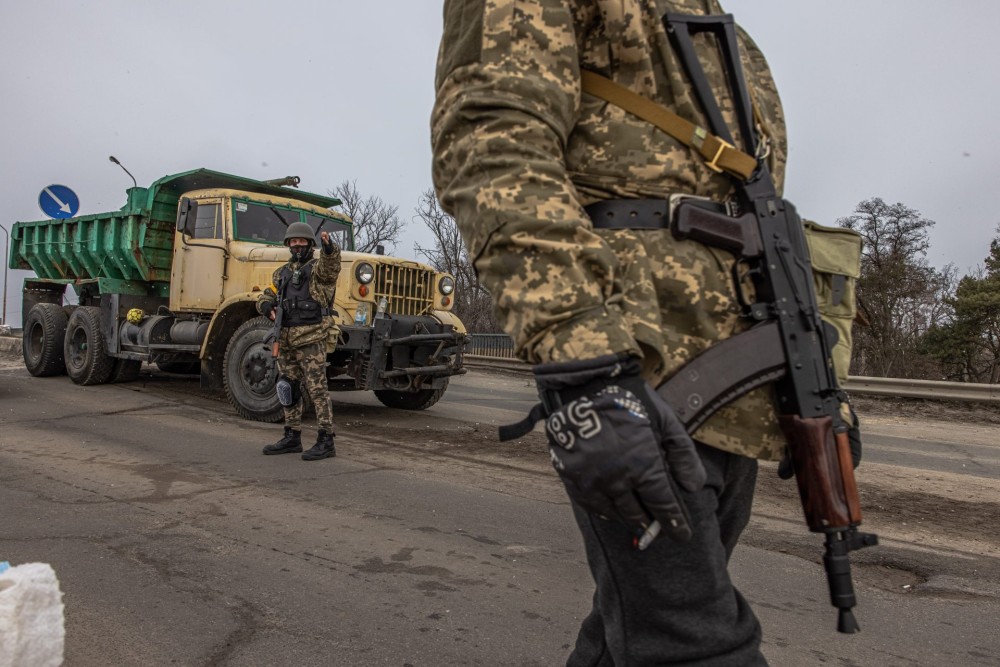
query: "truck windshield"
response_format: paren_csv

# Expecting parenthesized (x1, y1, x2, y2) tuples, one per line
(233, 200, 353, 250)
(305, 214, 353, 251)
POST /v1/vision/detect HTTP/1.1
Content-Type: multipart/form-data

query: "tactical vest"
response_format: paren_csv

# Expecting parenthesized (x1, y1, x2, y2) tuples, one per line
(278, 262, 325, 328)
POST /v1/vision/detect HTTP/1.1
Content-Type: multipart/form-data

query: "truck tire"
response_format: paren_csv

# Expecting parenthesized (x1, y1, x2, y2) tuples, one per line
(374, 381, 448, 411)
(23, 303, 69, 377)
(64, 307, 115, 386)
(109, 358, 143, 383)
(223, 316, 283, 422)
(156, 360, 201, 375)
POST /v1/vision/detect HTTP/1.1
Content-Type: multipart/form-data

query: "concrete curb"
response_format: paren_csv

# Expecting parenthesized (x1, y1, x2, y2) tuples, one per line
(0, 336, 21, 357)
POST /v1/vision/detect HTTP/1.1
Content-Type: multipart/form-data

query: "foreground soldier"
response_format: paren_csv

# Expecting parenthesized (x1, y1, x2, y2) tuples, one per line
(433, 1, 791, 664)
(258, 224, 341, 461)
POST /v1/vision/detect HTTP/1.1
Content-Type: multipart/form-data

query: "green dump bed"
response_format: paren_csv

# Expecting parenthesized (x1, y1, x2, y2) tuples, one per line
(8, 168, 341, 286)
(10, 184, 176, 284)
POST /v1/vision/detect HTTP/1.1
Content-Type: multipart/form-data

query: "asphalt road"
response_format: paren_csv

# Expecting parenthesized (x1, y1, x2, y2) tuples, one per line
(1, 354, 998, 666)
(389, 365, 1000, 482)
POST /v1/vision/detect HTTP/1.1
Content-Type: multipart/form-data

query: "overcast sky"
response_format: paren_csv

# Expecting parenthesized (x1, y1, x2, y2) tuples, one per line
(2, 1, 999, 325)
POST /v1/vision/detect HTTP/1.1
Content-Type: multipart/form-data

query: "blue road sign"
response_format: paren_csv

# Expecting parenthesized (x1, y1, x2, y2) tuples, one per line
(38, 184, 80, 219)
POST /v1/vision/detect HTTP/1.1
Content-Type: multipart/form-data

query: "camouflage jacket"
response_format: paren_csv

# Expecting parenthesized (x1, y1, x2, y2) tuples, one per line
(432, 0, 790, 459)
(257, 245, 342, 350)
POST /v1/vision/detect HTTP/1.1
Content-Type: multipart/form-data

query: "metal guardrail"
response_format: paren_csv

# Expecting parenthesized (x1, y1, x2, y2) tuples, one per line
(843, 376, 1000, 404)
(464, 336, 1000, 404)
(466, 333, 516, 359)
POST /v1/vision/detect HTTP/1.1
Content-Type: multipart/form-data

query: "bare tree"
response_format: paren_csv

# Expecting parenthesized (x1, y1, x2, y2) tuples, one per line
(329, 180, 404, 254)
(413, 190, 501, 333)
(837, 198, 952, 378)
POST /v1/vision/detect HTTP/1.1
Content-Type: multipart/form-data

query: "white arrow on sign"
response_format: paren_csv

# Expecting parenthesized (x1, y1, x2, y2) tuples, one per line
(44, 186, 72, 214)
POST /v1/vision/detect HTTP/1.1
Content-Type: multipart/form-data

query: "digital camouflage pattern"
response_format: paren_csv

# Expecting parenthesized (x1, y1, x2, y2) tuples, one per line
(258, 247, 341, 430)
(431, 0, 789, 459)
(257, 247, 342, 349)
(276, 342, 334, 432)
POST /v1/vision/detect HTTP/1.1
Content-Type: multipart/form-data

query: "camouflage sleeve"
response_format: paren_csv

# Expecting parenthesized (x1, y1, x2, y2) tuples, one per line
(430, 0, 640, 365)
(314, 243, 341, 286)
(256, 266, 282, 315)
(309, 246, 341, 308)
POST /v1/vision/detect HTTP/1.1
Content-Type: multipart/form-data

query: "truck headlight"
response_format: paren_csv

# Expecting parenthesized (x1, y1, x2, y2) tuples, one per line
(355, 262, 375, 284)
(439, 276, 455, 295)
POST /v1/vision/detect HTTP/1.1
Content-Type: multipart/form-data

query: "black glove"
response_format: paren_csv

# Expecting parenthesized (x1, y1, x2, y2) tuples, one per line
(321, 235, 336, 255)
(259, 300, 276, 318)
(525, 355, 706, 545)
(847, 404, 862, 467)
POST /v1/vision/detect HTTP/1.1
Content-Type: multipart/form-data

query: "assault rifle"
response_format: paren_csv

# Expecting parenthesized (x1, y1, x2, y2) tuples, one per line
(265, 278, 288, 358)
(655, 13, 879, 633)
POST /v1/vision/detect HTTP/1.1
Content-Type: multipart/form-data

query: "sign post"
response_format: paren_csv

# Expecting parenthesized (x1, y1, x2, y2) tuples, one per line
(0, 223, 7, 326)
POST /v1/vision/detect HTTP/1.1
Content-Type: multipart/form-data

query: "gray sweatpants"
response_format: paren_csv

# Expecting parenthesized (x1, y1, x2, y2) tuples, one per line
(567, 442, 767, 666)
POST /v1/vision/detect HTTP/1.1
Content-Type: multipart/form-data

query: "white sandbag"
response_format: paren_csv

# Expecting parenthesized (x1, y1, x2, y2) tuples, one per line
(0, 562, 65, 667)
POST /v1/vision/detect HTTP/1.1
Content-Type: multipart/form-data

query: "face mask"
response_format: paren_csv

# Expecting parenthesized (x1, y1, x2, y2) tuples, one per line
(289, 244, 312, 263)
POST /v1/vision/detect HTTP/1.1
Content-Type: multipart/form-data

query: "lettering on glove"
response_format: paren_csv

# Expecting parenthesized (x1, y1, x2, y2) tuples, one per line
(499, 355, 707, 549)
(544, 382, 705, 546)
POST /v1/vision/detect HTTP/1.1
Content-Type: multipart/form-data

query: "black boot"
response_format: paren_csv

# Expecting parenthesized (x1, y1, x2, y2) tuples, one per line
(263, 427, 303, 455)
(302, 429, 336, 461)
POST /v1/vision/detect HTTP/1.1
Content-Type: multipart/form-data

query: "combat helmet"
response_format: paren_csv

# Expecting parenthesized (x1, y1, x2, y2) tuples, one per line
(283, 221, 315, 246)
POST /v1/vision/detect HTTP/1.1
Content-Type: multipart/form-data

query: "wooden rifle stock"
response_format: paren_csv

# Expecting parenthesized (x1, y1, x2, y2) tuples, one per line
(778, 415, 862, 531)
(778, 415, 875, 633)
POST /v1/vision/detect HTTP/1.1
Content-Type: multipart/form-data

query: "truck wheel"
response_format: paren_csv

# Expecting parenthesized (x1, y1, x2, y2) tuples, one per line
(156, 360, 201, 375)
(109, 359, 143, 383)
(23, 303, 69, 377)
(223, 316, 282, 422)
(374, 381, 448, 410)
(64, 306, 115, 386)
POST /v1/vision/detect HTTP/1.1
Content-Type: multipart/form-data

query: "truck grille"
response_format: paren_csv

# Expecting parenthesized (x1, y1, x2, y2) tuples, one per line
(374, 265, 434, 316)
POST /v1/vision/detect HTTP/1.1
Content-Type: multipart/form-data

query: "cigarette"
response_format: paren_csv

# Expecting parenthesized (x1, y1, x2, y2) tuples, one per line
(637, 520, 661, 551)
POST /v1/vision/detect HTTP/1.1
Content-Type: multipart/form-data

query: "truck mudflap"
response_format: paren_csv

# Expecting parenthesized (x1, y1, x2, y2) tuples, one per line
(340, 315, 469, 391)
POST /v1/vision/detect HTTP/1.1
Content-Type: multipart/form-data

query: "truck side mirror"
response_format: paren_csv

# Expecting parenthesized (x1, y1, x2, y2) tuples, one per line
(177, 197, 199, 237)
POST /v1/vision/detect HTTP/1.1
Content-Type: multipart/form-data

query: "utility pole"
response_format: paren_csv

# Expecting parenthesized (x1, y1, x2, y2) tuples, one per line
(0, 223, 8, 326)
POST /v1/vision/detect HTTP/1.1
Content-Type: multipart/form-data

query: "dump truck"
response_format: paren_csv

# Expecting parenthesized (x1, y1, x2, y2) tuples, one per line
(9, 168, 468, 420)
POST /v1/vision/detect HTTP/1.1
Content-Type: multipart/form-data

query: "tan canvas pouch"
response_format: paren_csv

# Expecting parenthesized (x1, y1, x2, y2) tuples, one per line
(803, 220, 862, 386)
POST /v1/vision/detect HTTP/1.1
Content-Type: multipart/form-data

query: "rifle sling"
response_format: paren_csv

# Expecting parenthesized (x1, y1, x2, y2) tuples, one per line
(657, 321, 786, 433)
(580, 70, 757, 181)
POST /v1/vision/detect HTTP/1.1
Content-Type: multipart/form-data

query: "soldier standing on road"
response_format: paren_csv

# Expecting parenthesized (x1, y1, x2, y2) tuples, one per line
(433, 1, 790, 664)
(258, 224, 341, 461)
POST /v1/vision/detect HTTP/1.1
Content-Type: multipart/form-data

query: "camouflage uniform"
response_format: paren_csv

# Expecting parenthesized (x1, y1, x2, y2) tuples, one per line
(257, 247, 341, 432)
(432, 0, 788, 461)
(433, 1, 789, 663)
